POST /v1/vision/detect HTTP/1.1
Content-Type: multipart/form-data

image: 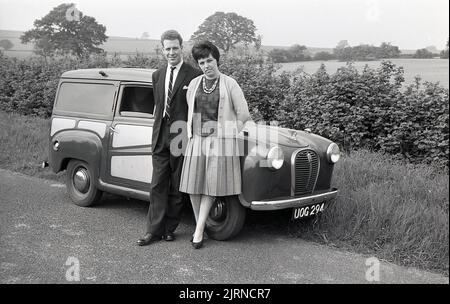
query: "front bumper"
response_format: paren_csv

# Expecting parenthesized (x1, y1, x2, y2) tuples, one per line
(250, 188, 339, 211)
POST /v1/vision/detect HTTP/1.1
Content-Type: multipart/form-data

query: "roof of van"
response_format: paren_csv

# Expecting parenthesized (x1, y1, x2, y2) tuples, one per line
(61, 68, 157, 82)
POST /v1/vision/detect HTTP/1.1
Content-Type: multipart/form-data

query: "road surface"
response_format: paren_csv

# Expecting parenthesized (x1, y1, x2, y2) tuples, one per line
(0, 169, 447, 284)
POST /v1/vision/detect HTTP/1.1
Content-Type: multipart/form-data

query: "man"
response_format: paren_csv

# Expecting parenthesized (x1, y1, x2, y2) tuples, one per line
(137, 30, 202, 246)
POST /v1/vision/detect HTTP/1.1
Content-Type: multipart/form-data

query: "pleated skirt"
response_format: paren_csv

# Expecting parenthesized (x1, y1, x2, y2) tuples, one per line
(179, 135, 242, 196)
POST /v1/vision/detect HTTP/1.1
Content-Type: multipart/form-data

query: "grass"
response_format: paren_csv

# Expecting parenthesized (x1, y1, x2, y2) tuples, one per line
(1, 110, 448, 275)
(289, 150, 449, 275)
(0, 111, 64, 182)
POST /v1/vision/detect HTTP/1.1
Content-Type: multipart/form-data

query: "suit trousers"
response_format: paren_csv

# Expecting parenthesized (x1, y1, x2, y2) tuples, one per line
(146, 117, 185, 236)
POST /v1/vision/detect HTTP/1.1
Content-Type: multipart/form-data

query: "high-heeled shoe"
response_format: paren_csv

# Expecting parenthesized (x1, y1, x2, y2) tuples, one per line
(190, 233, 208, 242)
(191, 239, 203, 249)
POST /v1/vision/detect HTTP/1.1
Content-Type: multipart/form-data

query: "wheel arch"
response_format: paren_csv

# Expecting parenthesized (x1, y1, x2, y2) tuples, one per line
(49, 129, 103, 179)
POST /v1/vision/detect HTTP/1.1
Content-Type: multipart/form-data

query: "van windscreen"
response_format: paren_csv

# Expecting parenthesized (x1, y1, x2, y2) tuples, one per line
(56, 82, 115, 116)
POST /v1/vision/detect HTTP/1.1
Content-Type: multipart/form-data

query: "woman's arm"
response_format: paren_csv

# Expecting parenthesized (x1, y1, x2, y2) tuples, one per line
(229, 80, 252, 133)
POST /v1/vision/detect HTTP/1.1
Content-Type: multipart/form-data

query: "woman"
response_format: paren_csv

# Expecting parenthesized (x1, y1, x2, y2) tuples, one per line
(179, 41, 252, 249)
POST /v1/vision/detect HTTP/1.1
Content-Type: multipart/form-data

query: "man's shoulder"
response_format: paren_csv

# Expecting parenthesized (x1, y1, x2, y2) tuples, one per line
(155, 65, 167, 75)
(182, 62, 202, 76)
(152, 66, 166, 80)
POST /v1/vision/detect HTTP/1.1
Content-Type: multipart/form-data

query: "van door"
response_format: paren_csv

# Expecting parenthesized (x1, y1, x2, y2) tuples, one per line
(105, 83, 155, 192)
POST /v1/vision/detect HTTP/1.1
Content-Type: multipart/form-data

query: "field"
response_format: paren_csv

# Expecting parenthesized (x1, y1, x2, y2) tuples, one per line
(2, 29, 447, 87)
(280, 58, 449, 88)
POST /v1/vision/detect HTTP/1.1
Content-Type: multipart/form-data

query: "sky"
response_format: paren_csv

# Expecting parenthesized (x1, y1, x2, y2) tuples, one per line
(0, 0, 448, 50)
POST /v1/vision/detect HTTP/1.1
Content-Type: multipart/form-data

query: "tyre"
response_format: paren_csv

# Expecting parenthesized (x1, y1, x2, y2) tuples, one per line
(206, 196, 246, 241)
(66, 159, 103, 207)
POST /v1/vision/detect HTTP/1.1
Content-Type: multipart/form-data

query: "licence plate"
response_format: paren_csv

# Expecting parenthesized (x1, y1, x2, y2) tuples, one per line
(292, 202, 326, 220)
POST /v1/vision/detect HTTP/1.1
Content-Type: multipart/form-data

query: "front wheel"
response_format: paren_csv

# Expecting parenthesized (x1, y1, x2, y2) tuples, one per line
(206, 196, 246, 241)
(66, 159, 103, 207)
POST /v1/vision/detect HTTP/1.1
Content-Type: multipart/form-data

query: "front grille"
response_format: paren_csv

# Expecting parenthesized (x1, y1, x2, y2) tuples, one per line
(292, 149, 319, 196)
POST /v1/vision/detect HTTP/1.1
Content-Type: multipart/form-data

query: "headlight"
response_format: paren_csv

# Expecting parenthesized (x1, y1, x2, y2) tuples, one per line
(266, 146, 284, 170)
(53, 141, 60, 151)
(327, 143, 340, 163)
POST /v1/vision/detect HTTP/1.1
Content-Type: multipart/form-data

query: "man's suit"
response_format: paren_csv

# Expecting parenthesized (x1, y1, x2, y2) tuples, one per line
(146, 62, 202, 236)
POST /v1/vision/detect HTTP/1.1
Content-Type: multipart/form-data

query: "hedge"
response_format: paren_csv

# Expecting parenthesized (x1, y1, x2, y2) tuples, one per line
(276, 61, 448, 167)
(0, 50, 448, 166)
(0, 52, 159, 117)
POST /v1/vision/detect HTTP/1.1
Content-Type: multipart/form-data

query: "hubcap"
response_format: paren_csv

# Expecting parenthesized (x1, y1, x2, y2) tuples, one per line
(209, 198, 227, 222)
(73, 167, 90, 194)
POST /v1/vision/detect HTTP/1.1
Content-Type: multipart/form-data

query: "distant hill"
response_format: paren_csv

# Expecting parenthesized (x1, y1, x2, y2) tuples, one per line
(101, 36, 161, 55)
(0, 29, 163, 57)
(0, 30, 34, 51)
(0, 29, 430, 58)
(260, 44, 418, 55)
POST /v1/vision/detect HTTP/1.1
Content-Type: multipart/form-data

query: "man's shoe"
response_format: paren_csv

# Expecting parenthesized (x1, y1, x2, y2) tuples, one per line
(137, 233, 161, 246)
(163, 233, 175, 242)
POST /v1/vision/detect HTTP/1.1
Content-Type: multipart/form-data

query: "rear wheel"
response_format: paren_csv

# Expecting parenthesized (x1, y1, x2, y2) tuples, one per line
(66, 159, 103, 207)
(206, 196, 246, 241)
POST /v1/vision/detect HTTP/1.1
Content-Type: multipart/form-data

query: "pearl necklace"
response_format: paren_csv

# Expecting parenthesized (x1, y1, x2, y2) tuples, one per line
(202, 76, 219, 94)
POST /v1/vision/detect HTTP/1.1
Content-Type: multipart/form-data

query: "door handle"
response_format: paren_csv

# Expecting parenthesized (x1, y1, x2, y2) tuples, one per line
(109, 126, 118, 134)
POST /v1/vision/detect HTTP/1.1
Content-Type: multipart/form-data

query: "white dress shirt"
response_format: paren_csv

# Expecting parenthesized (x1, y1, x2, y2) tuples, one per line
(163, 60, 184, 117)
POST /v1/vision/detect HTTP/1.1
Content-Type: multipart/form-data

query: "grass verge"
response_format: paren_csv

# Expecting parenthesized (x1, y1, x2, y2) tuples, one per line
(0, 111, 64, 182)
(290, 150, 449, 276)
(1, 110, 448, 275)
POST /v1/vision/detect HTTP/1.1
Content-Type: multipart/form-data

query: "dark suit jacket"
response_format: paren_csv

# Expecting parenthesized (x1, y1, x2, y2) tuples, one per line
(151, 62, 202, 149)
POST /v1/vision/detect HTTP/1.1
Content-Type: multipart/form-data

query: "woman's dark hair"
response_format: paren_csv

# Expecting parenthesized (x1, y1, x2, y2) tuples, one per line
(191, 41, 220, 64)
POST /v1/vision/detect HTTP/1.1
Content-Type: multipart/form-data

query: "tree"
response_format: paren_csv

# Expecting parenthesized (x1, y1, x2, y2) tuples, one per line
(268, 44, 312, 63)
(268, 48, 291, 63)
(378, 42, 401, 58)
(440, 38, 449, 59)
(288, 44, 311, 61)
(333, 42, 401, 61)
(313, 51, 335, 61)
(413, 48, 434, 59)
(335, 40, 349, 50)
(141, 32, 149, 40)
(333, 40, 350, 59)
(425, 45, 439, 53)
(0, 39, 14, 51)
(190, 12, 258, 52)
(20, 3, 107, 57)
(254, 34, 262, 51)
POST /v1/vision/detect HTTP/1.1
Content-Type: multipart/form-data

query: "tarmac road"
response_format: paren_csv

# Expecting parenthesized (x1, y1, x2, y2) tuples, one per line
(0, 168, 448, 284)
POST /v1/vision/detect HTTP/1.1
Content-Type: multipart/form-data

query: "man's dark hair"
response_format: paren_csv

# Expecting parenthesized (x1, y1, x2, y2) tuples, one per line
(191, 41, 220, 64)
(160, 30, 183, 46)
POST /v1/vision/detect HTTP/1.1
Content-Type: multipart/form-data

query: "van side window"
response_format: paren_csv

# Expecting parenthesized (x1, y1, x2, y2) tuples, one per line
(56, 82, 115, 116)
(120, 86, 155, 116)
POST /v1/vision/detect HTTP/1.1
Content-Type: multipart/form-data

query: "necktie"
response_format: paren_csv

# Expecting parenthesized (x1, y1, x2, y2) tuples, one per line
(164, 66, 176, 119)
